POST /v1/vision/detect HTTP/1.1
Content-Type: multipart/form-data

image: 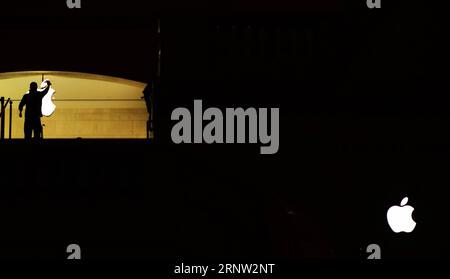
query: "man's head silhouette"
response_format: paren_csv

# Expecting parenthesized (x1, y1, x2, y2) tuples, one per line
(29, 82, 38, 93)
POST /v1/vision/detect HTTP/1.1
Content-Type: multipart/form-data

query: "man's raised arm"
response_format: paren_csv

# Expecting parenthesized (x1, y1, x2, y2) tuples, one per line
(40, 81, 52, 96)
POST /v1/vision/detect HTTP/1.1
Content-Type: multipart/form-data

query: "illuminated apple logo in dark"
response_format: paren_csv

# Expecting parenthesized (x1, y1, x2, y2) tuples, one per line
(40, 79, 56, 117)
(387, 197, 416, 233)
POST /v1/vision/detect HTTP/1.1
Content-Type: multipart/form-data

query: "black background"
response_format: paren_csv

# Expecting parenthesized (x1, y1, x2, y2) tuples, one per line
(0, 0, 449, 261)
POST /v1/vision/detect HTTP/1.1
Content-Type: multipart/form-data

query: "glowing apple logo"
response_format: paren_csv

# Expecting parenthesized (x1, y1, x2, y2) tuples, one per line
(40, 79, 56, 117)
(387, 197, 416, 233)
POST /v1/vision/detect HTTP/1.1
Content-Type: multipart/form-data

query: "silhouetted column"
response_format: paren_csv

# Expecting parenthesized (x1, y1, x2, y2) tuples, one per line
(0, 97, 4, 140)
(9, 100, 12, 139)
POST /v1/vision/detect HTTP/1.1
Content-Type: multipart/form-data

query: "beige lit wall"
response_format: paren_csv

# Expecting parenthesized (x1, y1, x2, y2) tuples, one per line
(8, 107, 148, 139)
(0, 72, 150, 139)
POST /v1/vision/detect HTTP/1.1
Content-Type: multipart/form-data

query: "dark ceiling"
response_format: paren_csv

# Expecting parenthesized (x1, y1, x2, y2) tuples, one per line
(1, 0, 346, 16)
(0, 17, 158, 82)
(0, 0, 444, 83)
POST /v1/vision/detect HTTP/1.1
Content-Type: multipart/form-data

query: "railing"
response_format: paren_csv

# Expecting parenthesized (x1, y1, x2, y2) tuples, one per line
(2, 98, 152, 140)
(0, 97, 12, 141)
(0, 96, 154, 141)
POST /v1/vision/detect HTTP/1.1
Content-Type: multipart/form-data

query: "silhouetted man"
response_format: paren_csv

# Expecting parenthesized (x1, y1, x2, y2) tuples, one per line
(19, 81, 51, 139)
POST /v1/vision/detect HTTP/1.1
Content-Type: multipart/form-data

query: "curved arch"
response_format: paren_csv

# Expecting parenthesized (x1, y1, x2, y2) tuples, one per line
(0, 71, 147, 104)
(0, 71, 146, 88)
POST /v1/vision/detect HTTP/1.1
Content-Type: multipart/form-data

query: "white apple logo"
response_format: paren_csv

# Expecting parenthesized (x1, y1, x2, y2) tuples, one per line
(387, 197, 416, 233)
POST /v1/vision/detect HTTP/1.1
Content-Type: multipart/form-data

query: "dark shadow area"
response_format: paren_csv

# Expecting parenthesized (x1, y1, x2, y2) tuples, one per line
(0, 2, 449, 260)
